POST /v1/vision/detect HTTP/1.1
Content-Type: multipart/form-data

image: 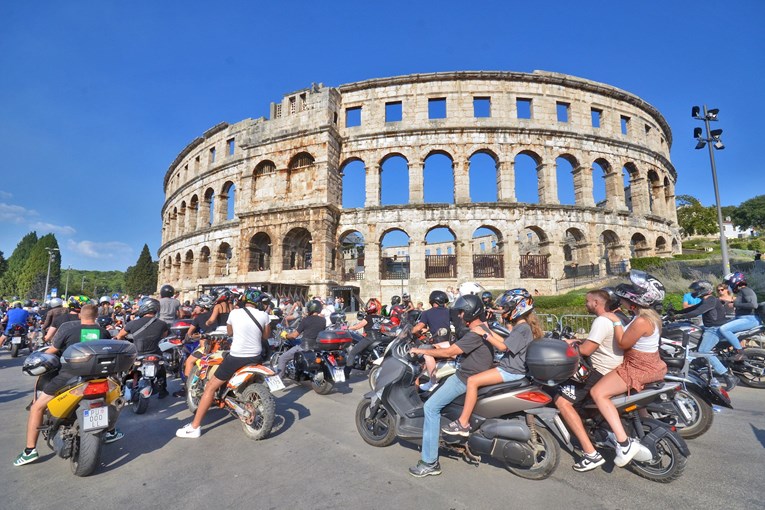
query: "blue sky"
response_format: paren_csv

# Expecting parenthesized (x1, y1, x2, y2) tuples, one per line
(1, 1, 763, 270)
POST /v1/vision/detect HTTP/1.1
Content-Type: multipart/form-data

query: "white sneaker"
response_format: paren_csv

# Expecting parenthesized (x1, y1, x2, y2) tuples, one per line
(419, 380, 437, 392)
(614, 438, 640, 467)
(176, 423, 201, 438)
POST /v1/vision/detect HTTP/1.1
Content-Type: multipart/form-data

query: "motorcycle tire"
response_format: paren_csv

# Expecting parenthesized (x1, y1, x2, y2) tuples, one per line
(627, 423, 687, 483)
(269, 351, 281, 370)
(186, 365, 203, 413)
(133, 394, 150, 415)
(312, 372, 334, 395)
(71, 427, 103, 477)
(368, 365, 381, 391)
(239, 384, 276, 440)
(667, 388, 713, 439)
(742, 334, 765, 349)
(10, 344, 19, 358)
(355, 398, 396, 447)
(505, 427, 560, 480)
(734, 348, 765, 388)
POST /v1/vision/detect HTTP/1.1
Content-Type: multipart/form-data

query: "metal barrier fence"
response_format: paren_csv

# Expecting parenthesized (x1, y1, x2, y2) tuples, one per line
(536, 313, 560, 332)
(559, 314, 595, 338)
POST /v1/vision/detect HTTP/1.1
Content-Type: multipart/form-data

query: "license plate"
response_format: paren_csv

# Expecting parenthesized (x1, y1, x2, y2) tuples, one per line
(11, 337, 22, 344)
(333, 367, 346, 383)
(143, 364, 156, 378)
(83, 407, 109, 431)
(265, 375, 285, 391)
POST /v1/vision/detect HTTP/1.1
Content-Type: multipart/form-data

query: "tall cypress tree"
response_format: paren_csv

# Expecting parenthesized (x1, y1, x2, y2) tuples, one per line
(18, 234, 61, 299)
(0, 231, 38, 297)
(125, 244, 157, 295)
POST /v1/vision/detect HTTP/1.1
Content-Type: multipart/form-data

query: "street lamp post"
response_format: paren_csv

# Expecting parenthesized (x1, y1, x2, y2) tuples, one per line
(64, 265, 71, 298)
(43, 247, 59, 301)
(81, 276, 86, 292)
(692, 105, 729, 275)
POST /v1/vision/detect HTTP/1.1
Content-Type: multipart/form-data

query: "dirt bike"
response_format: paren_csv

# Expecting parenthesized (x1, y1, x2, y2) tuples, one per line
(186, 350, 279, 440)
(30, 340, 136, 476)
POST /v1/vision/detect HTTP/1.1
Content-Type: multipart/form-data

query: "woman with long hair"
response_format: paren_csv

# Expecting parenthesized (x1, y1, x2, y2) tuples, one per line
(590, 270, 668, 467)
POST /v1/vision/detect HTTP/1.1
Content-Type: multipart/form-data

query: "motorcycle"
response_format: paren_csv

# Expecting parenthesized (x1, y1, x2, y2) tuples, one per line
(356, 327, 576, 480)
(125, 353, 165, 414)
(29, 340, 136, 476)
(8, 323, 29, 357)
(158, 320, 196, 380)
(186, 350, 278, 440)
(274, 330, 352, 395)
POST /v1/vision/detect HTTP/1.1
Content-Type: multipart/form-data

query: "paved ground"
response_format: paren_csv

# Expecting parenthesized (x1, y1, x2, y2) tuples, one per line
(0, 352, 763, 510)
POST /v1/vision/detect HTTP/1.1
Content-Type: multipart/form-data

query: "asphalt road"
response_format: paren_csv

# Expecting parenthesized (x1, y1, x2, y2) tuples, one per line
(0, 351, 763, 510)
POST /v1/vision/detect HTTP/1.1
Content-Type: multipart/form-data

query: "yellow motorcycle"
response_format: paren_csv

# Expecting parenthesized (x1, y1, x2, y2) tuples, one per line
(25, 340, 136, 476)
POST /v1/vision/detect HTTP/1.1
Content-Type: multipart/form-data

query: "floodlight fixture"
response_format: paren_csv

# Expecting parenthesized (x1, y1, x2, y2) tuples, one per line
(714, 140, 725, 150)
(695, 140, 707, 150)
(694, 127, 703, 139)
(706, 108, 719, 121)
(691, 106, 702, 119)
(710, 128, 723, 140)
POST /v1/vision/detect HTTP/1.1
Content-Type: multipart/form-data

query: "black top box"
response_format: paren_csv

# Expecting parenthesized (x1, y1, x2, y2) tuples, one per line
(526, 338, 580, 386)
(62, 340, 137, 376)
(316, 330, 353, 351)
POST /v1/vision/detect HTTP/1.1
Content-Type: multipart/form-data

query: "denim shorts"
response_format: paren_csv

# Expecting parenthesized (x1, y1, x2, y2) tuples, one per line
(497, 367, 526, 382)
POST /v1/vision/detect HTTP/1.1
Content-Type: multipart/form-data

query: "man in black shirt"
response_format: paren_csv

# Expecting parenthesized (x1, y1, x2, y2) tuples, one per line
(43, 298, 84, 344)
(116, 298, 170, 398)
(276, 300, 326, 376)
(412, 290, 454, 390)
(408, 294, 493, 477)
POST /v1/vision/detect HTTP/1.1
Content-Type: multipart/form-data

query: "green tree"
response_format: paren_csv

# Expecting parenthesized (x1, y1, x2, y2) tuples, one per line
(0, 231, 38, 296)
(17, 234, 61, 299)
(0, 250, 7, 285)
(125, 244, 157, 295)
(676, 195, 718, 237)
(731, 194, 765, 231)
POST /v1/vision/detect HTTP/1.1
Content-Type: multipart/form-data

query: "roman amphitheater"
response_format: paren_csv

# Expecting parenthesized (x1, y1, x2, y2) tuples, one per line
(158, 71, 680, 307)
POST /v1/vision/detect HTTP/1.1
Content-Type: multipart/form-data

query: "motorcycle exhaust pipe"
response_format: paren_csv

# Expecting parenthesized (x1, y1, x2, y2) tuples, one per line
(113, 397, 126, 410)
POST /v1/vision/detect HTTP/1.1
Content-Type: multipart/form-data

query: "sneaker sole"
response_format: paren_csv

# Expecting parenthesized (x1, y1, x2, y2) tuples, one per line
(409, 469, 442, 478)
(441, 429, 470, 437)
(13, 457, 39, 467)
(614, 446, 640, 467)
(573, 458, 605, 472)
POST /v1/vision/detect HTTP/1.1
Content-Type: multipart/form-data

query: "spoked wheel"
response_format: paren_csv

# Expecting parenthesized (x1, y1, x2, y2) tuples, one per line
(239, 384, 275, 440)
(735, 348, 765, 388)
(355, 398, 396, 447)
(505, 427, 560, 480)
(269, 351, 281, 369)
(656, 388, 713, 439)
(628, 422, 687, 483)
(186, 365, 204, 413)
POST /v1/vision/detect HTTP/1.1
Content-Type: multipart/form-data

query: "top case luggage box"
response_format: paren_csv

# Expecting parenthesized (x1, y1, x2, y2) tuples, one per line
(525, 338, 580, 385)
(62, 340, 137, 376)
(316, 330, 353, 351)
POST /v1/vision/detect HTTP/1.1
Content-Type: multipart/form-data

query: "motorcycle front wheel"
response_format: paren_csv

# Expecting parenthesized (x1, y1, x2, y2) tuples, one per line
(368, 365, 381, 391)
(505, 427, 560, 480)
(735, 348, 765, 388)
(355, 398, 396, 447)
(628, 424, 687, 483)
(239, 384, 276, 440)
(71, 427, 102, 477)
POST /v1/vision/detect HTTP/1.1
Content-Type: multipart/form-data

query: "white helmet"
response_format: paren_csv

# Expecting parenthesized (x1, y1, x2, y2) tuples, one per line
(458, 282, 485, 296)
(99, 296, 110, 305)
(49, 298, 64, 308)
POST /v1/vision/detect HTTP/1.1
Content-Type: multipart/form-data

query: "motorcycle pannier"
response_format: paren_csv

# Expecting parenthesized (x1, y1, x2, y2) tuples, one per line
(295, 350, 322, 371)
(525, 338, 580, 385)
(316, 330, 353, 351)
(62, 340, 137, 376)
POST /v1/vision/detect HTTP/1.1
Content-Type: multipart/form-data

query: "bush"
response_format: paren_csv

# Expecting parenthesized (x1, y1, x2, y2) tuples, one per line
(672, 253, 711, 261)
(534, 291, 587, 316)
(630, 257, 664, 270)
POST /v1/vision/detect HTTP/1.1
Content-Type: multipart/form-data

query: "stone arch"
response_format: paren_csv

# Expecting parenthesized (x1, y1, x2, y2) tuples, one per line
(469, 150, 498, 202)
(188, 194, 199, 231)
(555, 154, 577, 205)
(282, 227, 312, 270)
(563, 227, 587, 264)
(183, 249, 194, 279)
(646, 169, 661, 214)
(424, 226, 457, 278)
(630, 232, 650, 258)
(171, 207, 178, 238)
(339, 230, 365, 280)
(178, 201, 187, 237)
(287, 152, 315, 195)
(622, 163, 639, 212)
(519, 225, 550, 278)
(423, 151, 454, 204)
(215, 242, 233, 277)
(248, 232, 271, 272)
(380, 228, 410, 280)
(198, 246, 211, 279)
(221, 180, 236, 221)
(253, 160, 277, 202)
(472, 226, 504, 278)
(174, 253, 182, 281)
(341, 158, 366, 209)
(592, 158, 611, 208)
(380, 153, 409, 205)
(663, 176, 673, 214)
(203, 187, 215, 226)
(671, 238, 680, 254)
(164, 256, 172, 282)
(656, 235, 668, 255)
(599, 229, 625, 274)
(514, 150, 542, 204)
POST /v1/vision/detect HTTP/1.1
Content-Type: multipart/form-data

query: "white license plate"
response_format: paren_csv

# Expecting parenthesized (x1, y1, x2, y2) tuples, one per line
(83, 407, 109, 431)
(333, 368, 346, 383)
(265, 375, 285, 391)
(11, 337, 22, 345)
(143, 364, 156, 378)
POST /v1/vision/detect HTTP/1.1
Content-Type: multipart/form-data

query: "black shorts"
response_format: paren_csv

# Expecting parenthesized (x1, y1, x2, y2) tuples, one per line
(213, 354, 263, 382)
(42, 370, 79, 396)
(557, 370, 605, 408)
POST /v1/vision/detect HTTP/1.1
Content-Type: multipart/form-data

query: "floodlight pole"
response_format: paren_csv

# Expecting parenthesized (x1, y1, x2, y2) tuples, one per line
(701, 105, 731, 275)
(43, 248, 59, 301)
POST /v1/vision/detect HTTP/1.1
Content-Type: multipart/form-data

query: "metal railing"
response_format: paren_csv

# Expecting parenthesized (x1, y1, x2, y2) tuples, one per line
(563, 263, 600, 279)
(425, 254, 457, 278)
(536, 313, 560, 332)
(473, 254, 504, 278)
(559, 314, 595, 338)
(520, 254, 549, 279)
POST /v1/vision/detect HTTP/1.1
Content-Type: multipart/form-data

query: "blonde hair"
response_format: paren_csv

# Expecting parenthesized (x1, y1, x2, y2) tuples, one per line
(512, 311, 545, 339)
(637, 307, 662, 332)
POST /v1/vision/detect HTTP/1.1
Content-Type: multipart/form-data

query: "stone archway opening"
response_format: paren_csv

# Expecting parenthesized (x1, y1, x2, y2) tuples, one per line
(630, 232, 650, 258)
(339, 230, 365, 280)
(472, 226, 503, 278)
(282, 228, 312, 270)
(425, 226, 457, 278)
(183, 250, 194, 279)
(592, 159, 610, 207)
(424, 151, 455, 204)
(519, 226, 550, 278)
(253, 160, 277, 202)
(599, 230, 624, 275)
(248, 232, 271, 272)
(380, 229, 410, 280)
(556, 155, 577, 205)
(515, 151, 541, 204)
(215, 242, 233, 276)
(469, 151, 498, 202)
(198, 246, 210, 279)
(656, 235, 668, 255)
(341, 159, 366, 208)
(380, 154, 409, 205)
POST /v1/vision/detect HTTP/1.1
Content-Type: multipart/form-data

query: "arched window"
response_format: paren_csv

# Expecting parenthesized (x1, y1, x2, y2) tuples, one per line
(425, 227, 457, 278)
(188, 194, 199, 231)
(622, 164, 638, 212)
(599, 230, 623, 274)
(380, 154, 409, 205)
(472, 226, 503, 278)
(282, 228, 312, 270)
(287, 152, 315, 195)
(221, 181, 236, 220)
(248, 232, 271, 272)
(514, 151, 541, 204)
(556, 155, 577, 205)
(469, 151, 498, 202)
(519, 226, 549, 278)
(380, 229, 410, 279)
(253, 160, 277, 202)
(216, 243, 233, 276)
(339, 230, 365, 280)
(656, 236, 668, 255)
(424, 152, 454, 204)
(592, 159, 610, 207)
(204, 188, 215, 226)
(341, 159, 366, 208)
(183, 250, 194, 279)
(630, 233, 649, 258)
(198, 246, 210, 279)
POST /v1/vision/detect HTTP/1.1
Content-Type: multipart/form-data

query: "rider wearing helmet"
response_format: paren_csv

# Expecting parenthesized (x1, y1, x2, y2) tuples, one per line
(276, 299, 327, 376)
(401, 293, 414, 313)
(389, 295, 406, 325)
(345, 299, 384, 377)
(589, 270, 668, 469)
(41, 296, 88, 345)
(718, 272, 760, 361)
(412, 290, 455, 391)
(176, 288, 270, 439)
(205, 287, 233, 330)
(158, 284, 181, 326)
(443, 288, 544, 439)
(116, 297, 170, 398)
(176, 294, 217, 396)
(98, 296, 113, 318)
(41, 297, 67, 335)
(408, 294, 494, 477)
(14, 304, 117, 467)
(672, 280, 738, 390)
(0, 299, 30, 348)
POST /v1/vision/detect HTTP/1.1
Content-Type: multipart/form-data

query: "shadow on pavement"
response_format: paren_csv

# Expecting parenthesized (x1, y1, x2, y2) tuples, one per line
(750, 423, 765, 448)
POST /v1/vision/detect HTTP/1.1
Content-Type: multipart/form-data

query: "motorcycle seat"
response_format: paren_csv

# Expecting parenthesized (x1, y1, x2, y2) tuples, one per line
(451, 378, 533, 405)
(738, 326, 764, 337)
(663, 357, 686, 369)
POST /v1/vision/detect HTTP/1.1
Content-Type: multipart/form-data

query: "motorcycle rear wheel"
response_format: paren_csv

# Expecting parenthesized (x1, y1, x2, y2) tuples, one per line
(656, 388, 713, 439)
(312, 372, 334, 395)
(355, 398, 396, 447)
(10, 343, 19, 357)
(186, 365, 203, 413)
(71, 427, 102, 477)
(239, 383, 275, 440)
(628, 424, 687, 483)
(735, 348, 765, 388)
(505, 427, 560, 480)
(132, 394, 150, 415)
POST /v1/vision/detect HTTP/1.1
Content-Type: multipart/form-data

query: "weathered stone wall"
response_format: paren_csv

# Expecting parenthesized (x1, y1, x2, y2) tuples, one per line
(157, 71, 680, 303)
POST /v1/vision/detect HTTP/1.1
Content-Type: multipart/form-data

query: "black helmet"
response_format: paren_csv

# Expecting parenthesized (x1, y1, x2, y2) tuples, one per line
(23, 351, 61, 376)
(212, 287, 232, 304)
(23, 299, 33, 308)
(689, 280, 713, 299)
(600, 287, 622, 312)
(481, 291, 493, 305)
(196, 294, 214, 310)
(614, 270, 665, 308)
(391, 295, 401, 306)
(428, 290, 449, 306)
(306, 299, 323, 314)
(160, 284, 175, 298)
(255, 292, 273, 311)
(452, 294, 484, 323)
(137, 298, 160, 317)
